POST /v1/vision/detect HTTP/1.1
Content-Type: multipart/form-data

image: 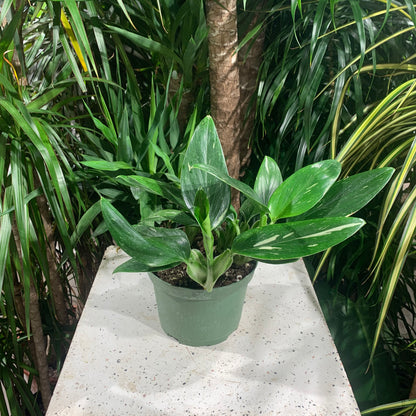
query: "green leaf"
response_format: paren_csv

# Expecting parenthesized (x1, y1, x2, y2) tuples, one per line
(81, 160, 134, 171)
(254, 156, 283, 205)
(232, 217, 365, 260)
(105, 24, 180, 64)
(70, 201, 102, 246)
(268, 160, 341, 221)
(369, 202, 416, 366)
(296, 167, 394, 220)
(0, 193, 12, 292)
(64, 0, 97, 74)
(181, 116, 231, 229)
(212, 249, 233, 283)
(186, 249, 207, 287)
(193, 163, 267, 210)
(349, 0, 366, 68)
(101, 198, 190, 268)
(310, 0, 326, 62)
(140, 209, 196, 226)
(0, 6, 22, 60)
(116, 174, 185, 208)
(27, 87, 67, 111)
(114, 258, 181, 274)
(193, 189, 211, 235)
(361, 399, 416, 415)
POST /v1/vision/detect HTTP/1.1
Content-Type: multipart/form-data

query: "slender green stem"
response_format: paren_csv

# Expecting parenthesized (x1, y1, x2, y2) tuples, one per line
(260, 213, 268, 226)
(202, 229, 215, 292)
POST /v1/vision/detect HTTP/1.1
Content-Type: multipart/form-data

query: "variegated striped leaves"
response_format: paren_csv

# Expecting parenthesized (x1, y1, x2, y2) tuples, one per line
(330, 79, 416, 364)
(181, 116, 231, 230)
(101, 116, 393, 291)
(101, 198, 190, 273)
(232, 161, 394, 261)
(195, 143, 394, 262)
(232, 218, 365, 260)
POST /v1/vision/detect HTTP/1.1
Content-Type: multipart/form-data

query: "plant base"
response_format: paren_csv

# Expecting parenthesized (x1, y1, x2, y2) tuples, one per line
(148, 267, 256, 346)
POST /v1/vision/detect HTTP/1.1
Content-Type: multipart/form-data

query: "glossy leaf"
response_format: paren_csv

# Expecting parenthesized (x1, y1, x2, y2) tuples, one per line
(116, 174, 185, 209)
(193, 162, 266, 210)
(181, 116, 230, 229)
(254, 156, 283, 205)
(296, 167, 394, 220)
(81, 160, 133, 171)
(232, 217, 365, 260)
(193, 188, 211, 234)
(140, 209, 196, 226)
(186, 249, 207, 287)
(369, 202, 416, 365)
(212, 249, 234, 284)
(115, 258, 181, 274)
(106, 24, 180, 64)
(101, 198, 190, 269)
(268, 160, 341, 221)
(0, 190, 12, 292)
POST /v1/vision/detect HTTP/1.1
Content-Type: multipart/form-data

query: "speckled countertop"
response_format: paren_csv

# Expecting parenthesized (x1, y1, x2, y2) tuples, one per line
(46, 246, 360, 416)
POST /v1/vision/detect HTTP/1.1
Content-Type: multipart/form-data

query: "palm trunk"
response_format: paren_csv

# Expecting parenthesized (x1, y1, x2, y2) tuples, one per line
(206, 0, 241, 209)
(409, 370, 416, 400)
(29, 279, 52, 409)
(35, 174, 69, 326)
(11, 220, 51, 410)
(238, 2, 266, 171)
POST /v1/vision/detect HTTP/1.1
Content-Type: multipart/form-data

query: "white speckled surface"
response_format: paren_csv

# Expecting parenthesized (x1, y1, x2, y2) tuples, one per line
(47, 246, 360, 416)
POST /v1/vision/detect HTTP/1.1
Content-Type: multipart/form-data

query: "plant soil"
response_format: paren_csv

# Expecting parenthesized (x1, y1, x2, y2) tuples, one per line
(156, 261, 256, 289)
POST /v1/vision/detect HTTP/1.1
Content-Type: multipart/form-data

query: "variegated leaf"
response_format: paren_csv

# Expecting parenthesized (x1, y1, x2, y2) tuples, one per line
(232, 217, 365, 260)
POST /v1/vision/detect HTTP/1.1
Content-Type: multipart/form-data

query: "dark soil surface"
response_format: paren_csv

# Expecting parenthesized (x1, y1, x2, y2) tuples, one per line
(156, 261, 256, 289)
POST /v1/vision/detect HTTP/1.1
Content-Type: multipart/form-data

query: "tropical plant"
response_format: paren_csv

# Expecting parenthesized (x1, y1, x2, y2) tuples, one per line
(0, 1, 107, 412)
(255, 0, 416, 176)
(243, 1, 416, 410)
(101, 116, 393, 293)
(314, 78, 416, 414)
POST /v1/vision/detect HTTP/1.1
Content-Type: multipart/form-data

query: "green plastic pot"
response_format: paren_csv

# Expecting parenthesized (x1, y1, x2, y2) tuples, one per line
(148, 266, 256, 346)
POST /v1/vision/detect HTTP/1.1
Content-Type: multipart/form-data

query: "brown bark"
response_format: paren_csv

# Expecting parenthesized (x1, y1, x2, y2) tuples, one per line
(11, 220, 51, 410)
(404, 372, 416, 415)
(238, 3, 266, 171)
(34, 174, 69, 326)
(206, 0, 241, 209)
(409, 371, 416, 399)
(29, 279, 52, 409)
(168, 73, 194, 133)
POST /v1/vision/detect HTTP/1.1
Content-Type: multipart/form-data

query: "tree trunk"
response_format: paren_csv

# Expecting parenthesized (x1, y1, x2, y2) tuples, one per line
(29, 279, 52, 410)
(409, 370, 416, 399)
(238, 2, 266, 172)
(206, 0, 241, 209)
(35, 174, 69, 326)
(11, 220, 52, 410)
(168, 72, 194, 134)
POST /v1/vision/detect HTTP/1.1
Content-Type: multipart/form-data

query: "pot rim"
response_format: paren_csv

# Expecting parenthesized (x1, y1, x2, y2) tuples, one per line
(148, 262, 257, 296)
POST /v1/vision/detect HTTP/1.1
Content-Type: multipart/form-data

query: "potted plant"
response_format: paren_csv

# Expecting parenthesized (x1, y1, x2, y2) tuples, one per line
(100, 116, 393, 346)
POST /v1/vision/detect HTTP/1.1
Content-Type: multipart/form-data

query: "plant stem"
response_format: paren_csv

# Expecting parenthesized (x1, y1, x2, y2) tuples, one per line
(260, 213, 268, 227)
(202, 229, 215, 292)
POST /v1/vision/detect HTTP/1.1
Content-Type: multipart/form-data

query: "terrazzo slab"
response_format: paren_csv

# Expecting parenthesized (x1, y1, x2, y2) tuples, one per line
(47, 245, 360, 416)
